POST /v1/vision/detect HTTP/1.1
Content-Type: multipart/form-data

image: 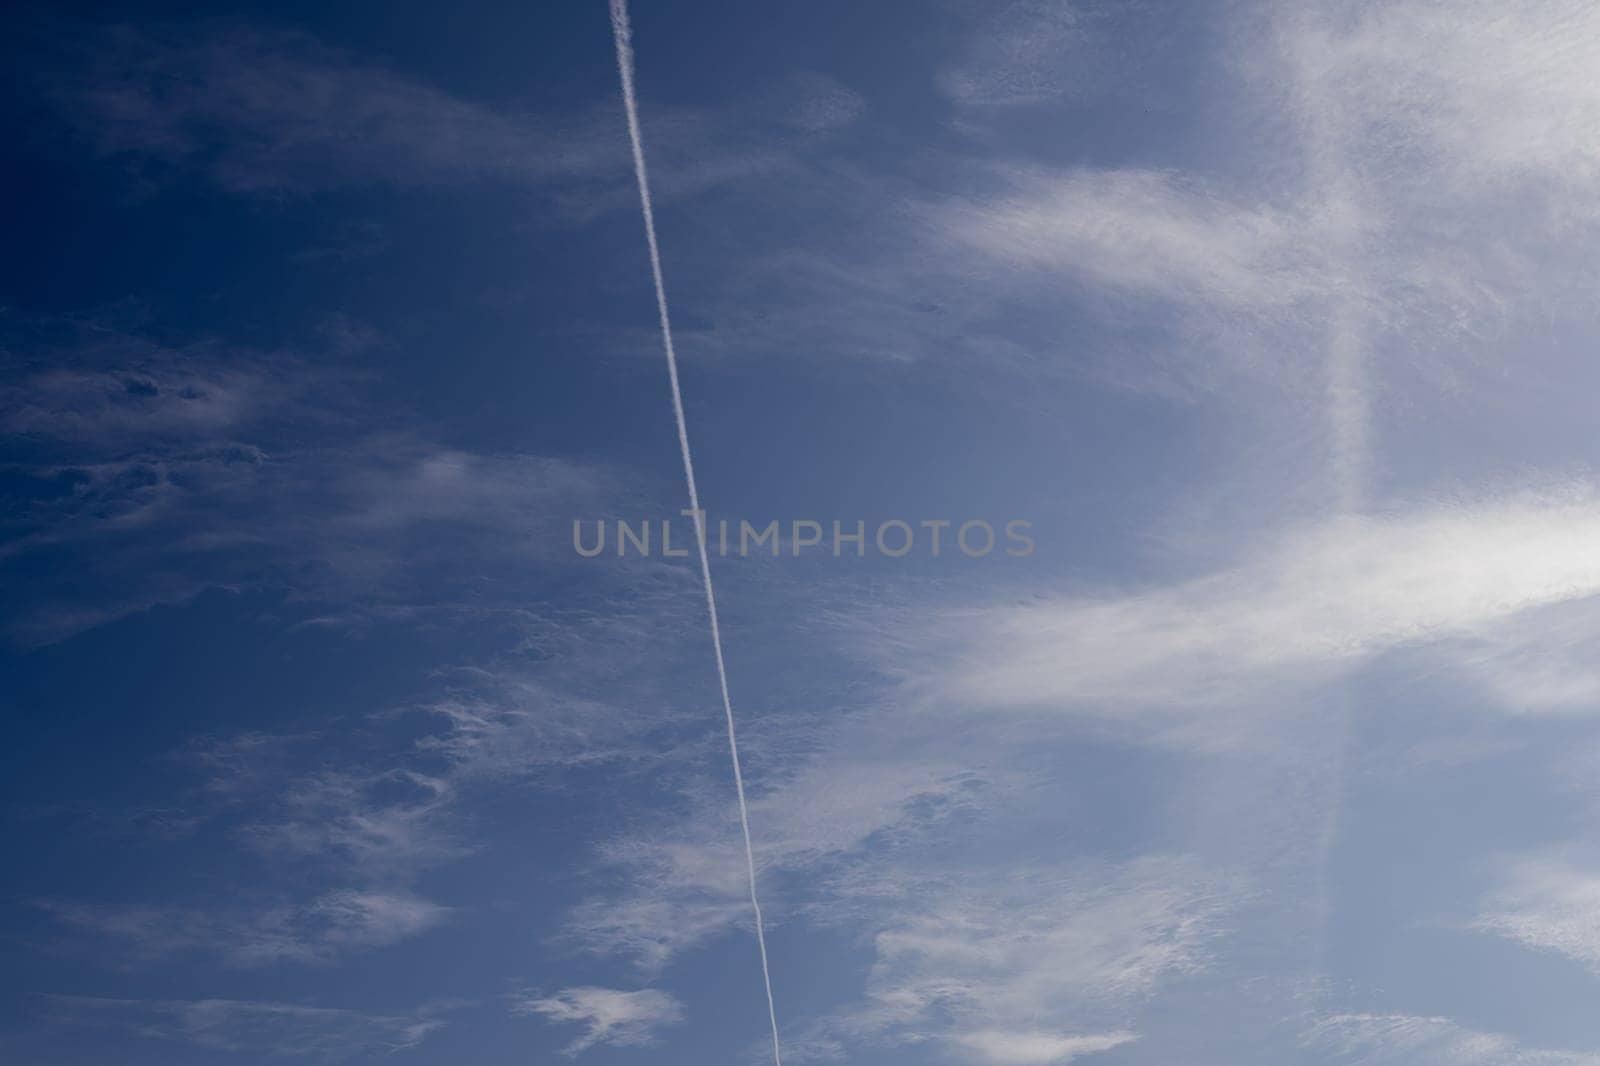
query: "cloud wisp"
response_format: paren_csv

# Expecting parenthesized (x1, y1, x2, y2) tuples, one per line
(43, 994, 454, 1057)
(887, 489, 1600, 744)
(0, 319, 615, 644)
(512, 986, 684, 1056)
(37, 890, 450, 968)
(1306, 1012, 1600, 1066)
(32, 20, 864, 223)
(1474, 855, 1600, 974)
(790, 856, 1241, 1063)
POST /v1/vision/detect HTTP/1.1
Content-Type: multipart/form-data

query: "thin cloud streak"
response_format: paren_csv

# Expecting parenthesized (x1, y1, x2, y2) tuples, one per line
(1475, 855, 1600, 973)
(895, 490, 1600, 739)
(608, 1, 784, 1061)
(1306, 1012, 1600, 1065)
(42, 994, 454, 1057)
(37, 891, 450, 967)
(513, 986, 684, 1056)
(790, 856, 1242, 1062)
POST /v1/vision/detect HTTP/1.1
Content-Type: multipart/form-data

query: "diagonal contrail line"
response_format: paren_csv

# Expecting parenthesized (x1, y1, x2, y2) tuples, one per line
(606, 3, 783, 1063)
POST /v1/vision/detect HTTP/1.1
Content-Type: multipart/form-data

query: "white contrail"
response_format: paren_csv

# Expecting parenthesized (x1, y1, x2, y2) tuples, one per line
(606, 3, 783, 1064)
(1286, 5, 1371, 981)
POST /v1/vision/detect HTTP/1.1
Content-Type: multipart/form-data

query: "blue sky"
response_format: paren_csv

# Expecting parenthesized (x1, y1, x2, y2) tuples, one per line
(7, 1, 1600, 1063)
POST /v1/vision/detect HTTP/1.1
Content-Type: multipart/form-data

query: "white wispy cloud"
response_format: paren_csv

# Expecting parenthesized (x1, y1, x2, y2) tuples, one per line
(784, 73, 866, 134)
(44, 994, 454, 1057)
(0, 320, 618, 643)
(511, 986, 684, 1056)
(1474, 855, 1600, 973)
(1306, 1012, 1600, 1065)
(657, 0, 1600, 456)
(239, 769, 464, 876)
(47, 23, 622, 195)
(567, 710, 1006, 970)
(413, 662, 694, 783)
(38, 603, 707, 967)
(38, 889, 450, 967)
(951, 1030, 1138, 1066)
(940, 0, 1097, 109)
(941, 166, 1325, 312)
(35, 22, 863, 221)
(1282, 0, 1600, 209)
(889, 489, 1600, 743)
(794, 855, 1241, 1062)
(1435, 597, 1600, 716)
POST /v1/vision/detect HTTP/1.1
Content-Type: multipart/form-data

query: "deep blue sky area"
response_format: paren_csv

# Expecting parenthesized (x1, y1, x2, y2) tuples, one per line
(6, 2, 1600, 1065)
